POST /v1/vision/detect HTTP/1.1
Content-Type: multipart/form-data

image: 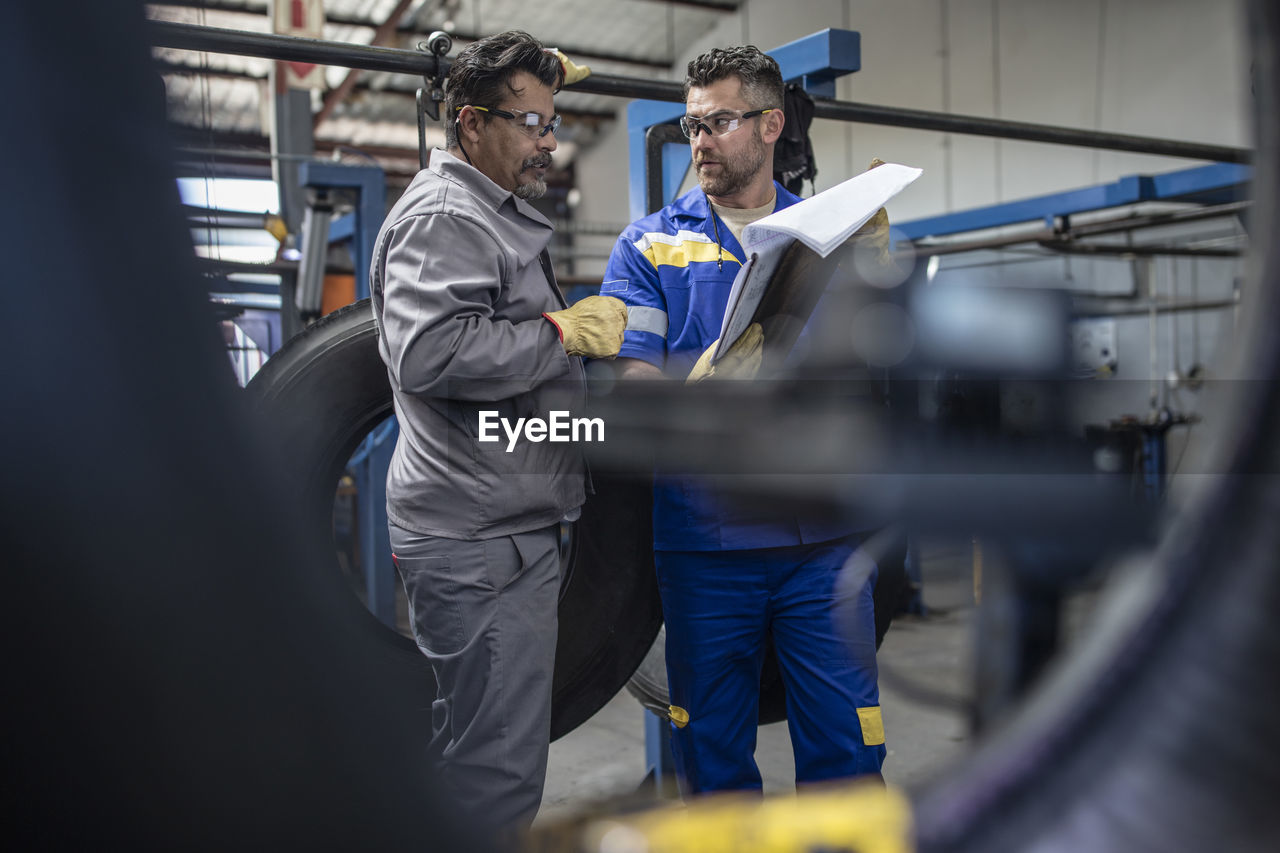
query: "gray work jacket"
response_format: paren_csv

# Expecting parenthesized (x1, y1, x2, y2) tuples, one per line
(370, 148, 586, 540)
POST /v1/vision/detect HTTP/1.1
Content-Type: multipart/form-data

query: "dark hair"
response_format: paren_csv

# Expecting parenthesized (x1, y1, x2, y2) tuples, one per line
(444, 31, 564, 147)
(683, 45, 784, 111)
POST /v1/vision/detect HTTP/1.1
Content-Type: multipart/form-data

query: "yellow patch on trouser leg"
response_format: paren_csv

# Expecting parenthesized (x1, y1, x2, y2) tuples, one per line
(857, 706, 885, 746)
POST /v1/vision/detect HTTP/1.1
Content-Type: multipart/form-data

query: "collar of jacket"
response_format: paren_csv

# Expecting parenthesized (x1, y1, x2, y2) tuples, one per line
(666, 180, 803, 228)
(429, 147, 554, 233)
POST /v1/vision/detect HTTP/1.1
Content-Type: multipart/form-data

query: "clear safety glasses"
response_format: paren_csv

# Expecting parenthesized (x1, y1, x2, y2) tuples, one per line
(679, 108, 773, 140)
(460, 105, 562, 138)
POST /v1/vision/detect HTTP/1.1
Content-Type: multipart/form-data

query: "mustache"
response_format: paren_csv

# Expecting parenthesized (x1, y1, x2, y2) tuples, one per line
(522, 154, 553, 171)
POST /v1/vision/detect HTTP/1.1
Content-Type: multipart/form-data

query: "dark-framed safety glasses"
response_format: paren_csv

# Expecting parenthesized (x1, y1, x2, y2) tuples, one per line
(459, 105, 562, 138)
(679, 108, 773, 140)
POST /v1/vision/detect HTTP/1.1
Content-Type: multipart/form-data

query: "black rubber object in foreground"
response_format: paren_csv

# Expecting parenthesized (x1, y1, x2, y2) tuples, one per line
(245, 300, 664, 741)
(1, 2, 483, 848)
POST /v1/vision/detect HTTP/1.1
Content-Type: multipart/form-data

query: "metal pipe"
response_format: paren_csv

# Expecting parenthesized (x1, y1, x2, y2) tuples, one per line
(1064, 201, 1251, 238)
(184, 205, 270, 229)
(915, 202, 1250, 257)
(920, 237, 1241, 258)
(1073, 297, 1240, 319)
(813, 99, 1249, 163)
(149, 21, 1252, 163)
(152, 21, 437, 75)
(1038, 242, 1242, 258)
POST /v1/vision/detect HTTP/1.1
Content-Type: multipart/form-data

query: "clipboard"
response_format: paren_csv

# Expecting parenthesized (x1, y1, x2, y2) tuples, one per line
(713, 162, 923, 364)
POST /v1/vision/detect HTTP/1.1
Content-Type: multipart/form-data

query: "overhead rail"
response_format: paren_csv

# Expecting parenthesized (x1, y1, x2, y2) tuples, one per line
(150, 21, 1250, 164)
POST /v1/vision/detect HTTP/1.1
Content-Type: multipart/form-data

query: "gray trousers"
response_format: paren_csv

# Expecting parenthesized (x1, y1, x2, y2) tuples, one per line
(389, 521, 561, 829)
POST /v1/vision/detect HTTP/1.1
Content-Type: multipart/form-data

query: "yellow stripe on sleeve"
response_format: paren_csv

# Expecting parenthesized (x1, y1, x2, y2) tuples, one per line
(633, 229, 742, 269)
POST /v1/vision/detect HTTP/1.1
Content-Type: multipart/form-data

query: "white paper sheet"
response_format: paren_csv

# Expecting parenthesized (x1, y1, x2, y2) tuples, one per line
(714, 163, 924, 361)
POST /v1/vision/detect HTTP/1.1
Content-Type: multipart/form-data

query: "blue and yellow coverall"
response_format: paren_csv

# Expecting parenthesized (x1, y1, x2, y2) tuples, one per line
(602, 183, 886, 794)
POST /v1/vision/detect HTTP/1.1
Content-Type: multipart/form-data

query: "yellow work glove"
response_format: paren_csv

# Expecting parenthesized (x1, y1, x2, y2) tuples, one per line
(854, 158, 892, 263)
(543, 295, 628, 358)
(686, 323, 764, 384)
(856, 207, 892, 263)
(546, 48, 592, 86)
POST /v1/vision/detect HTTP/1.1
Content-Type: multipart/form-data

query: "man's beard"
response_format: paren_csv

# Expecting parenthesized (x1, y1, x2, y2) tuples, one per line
(695, 128, 767, 197)
(515, 153, 552, 200)
(514, 179, 546, 200)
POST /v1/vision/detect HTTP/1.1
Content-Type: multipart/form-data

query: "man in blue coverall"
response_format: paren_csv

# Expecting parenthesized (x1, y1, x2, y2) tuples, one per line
(603, 45, 886, 795)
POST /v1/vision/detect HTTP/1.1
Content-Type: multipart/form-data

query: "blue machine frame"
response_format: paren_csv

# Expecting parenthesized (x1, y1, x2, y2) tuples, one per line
(896, 162, 1251, 240)
(299, 160, 386, 301)
(297, 161, 398, 627)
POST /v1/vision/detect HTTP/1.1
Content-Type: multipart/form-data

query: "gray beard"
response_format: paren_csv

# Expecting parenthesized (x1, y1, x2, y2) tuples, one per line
(515, 154, 552, 200)
(697, 129, 768, 197)
(514, 178, 547, 200)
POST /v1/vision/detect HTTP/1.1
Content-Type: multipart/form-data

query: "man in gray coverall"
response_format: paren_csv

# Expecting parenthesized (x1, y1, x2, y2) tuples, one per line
(369, 31, 627, 828)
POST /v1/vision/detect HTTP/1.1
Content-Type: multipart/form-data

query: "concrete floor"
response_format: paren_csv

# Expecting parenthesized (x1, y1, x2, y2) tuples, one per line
(537, 540, 978, 824)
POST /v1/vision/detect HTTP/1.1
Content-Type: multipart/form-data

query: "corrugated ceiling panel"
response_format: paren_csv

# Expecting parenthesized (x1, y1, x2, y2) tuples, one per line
(152, 0, 741, 166)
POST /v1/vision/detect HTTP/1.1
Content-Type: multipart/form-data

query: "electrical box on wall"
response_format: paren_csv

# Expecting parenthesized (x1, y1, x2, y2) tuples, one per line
(1071, 318, 1118, 375)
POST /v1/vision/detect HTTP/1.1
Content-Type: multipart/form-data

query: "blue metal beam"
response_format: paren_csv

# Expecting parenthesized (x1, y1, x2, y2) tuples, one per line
(767, 28, 861, 99)
(298, 161, 386, 300)
(350, 419, 398, 628)
(299, 161, 395, 629)
(896, 163, 1252, 240)
(627, 28, 863, 220)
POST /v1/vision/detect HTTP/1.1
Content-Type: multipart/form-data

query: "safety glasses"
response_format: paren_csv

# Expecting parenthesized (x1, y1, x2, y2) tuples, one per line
(679, 108, 773, 140)
(459, 105, 562, 138)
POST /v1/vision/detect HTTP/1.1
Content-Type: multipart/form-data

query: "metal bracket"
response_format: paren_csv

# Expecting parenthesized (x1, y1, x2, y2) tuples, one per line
(415, 32, 453, 170)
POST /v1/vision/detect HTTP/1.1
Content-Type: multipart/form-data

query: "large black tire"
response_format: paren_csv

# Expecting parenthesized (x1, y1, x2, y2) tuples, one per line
(245, 301, 663, 740)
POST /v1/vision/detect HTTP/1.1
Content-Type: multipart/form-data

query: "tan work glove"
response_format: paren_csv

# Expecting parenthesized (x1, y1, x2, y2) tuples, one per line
(686, 323, 763, 384)
(854, 158, 892, 263)
(544, 295, 627, 358)
(546, 48, 592, 86)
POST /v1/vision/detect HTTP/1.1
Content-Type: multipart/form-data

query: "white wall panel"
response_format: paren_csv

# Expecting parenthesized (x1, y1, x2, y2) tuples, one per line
(570, 0, 1248, 296)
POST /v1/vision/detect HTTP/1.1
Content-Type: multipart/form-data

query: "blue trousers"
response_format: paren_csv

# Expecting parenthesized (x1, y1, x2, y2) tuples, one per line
(656, 538, 886, 794)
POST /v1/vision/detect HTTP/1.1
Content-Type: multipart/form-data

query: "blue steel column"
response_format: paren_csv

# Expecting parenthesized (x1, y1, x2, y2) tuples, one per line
(1141, 428, 1168, 503)
(298, 161, 398, 627)
(352, 420, 398, 627)
(298, 161, 386, 301)
(626, 28, 865, 790)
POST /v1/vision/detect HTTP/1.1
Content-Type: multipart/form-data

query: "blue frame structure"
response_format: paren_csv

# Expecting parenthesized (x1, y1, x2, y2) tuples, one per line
(896, 162, 1251, 240)
(298, 160, 386, 301)
(346, 419, 398, 628)
(297, 160, 397, 628)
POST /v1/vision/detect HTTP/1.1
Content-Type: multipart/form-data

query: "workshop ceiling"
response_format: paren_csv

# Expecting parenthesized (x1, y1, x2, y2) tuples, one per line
(150, 0, 738, 176)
